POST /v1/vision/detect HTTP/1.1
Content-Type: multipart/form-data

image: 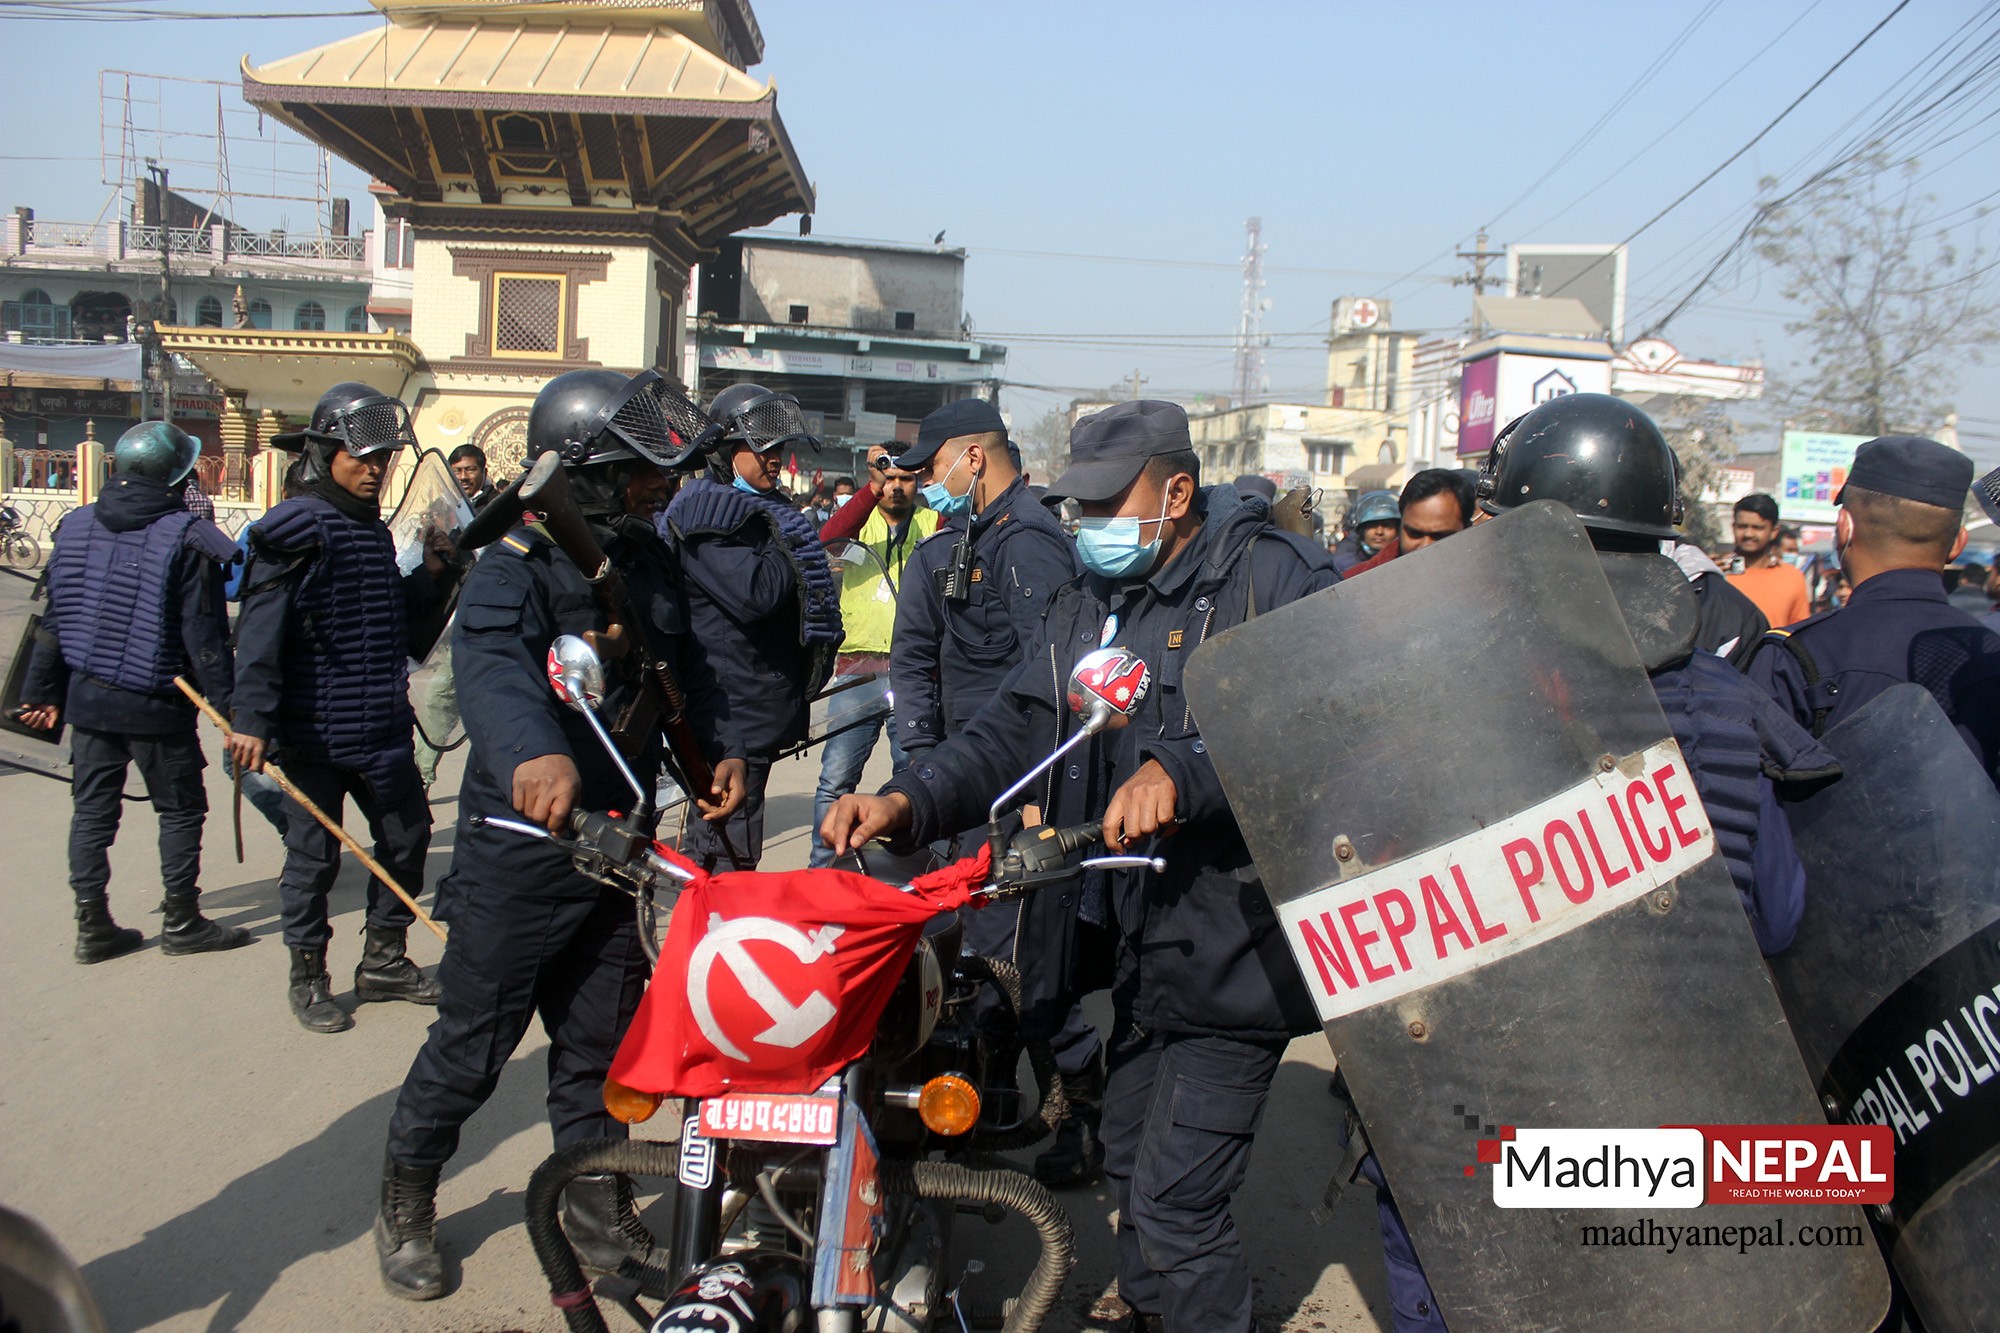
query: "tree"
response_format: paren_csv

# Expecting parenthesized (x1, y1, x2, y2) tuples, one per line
(1652, 397, 1741, 552)
(1753, 152, 2000, 437)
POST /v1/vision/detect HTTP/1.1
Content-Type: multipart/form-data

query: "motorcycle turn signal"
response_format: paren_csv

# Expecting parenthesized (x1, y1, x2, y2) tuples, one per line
(917, 1073, 981, 1137)
(602, 1075, 665, 1125)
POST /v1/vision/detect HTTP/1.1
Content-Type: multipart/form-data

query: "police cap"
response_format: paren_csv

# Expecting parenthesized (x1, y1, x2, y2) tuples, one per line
(896, 398, 1006, 470)
(1837, 435, 1973, 512)
(1044, 399, 1193, 503)
(1233, 473, 1278, 502)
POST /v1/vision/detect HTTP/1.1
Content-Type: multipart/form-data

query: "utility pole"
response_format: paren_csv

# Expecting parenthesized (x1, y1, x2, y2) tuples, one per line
(146, 158, 174, 424)
(1453, 230, 1505, 297)
(1126, 368, 1148, 400)
(1232, 216, 1267, 407)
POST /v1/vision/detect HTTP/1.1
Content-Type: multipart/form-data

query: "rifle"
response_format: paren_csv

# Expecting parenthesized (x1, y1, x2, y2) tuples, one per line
(516, 455, 716, 805)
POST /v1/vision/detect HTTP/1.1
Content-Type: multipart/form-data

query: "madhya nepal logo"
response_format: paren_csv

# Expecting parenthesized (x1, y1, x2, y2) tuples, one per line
(1470, 1122, 1894, 1209)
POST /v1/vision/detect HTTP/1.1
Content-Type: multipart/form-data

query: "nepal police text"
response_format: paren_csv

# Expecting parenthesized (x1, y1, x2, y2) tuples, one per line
(1279, 740, 1713, 1021)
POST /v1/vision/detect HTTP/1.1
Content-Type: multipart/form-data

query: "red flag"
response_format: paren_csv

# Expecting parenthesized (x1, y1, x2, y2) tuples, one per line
(787, 452, 801, 478)
(610, 847, 989, 1098)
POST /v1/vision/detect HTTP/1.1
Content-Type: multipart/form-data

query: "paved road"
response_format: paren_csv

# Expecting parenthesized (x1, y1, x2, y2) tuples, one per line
(0, 570, 1390, 1332)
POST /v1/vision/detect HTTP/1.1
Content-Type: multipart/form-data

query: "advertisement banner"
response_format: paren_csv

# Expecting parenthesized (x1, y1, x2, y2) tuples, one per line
(700, 343, 993, 385)
(1456, 353, 1499, 456)
(1780, 431, 1870, 523)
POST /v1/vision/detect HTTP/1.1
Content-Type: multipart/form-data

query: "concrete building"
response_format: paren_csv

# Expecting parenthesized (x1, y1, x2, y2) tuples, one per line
(1188, 295, 1410, 523)
(693, 235, 1006, 477)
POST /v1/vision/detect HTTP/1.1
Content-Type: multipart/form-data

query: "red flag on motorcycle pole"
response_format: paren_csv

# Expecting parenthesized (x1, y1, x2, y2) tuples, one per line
(610, 846, 990, 1098)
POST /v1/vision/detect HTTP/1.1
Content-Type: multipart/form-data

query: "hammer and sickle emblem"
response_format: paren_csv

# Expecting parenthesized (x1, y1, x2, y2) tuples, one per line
(687, 915, 845, 1062)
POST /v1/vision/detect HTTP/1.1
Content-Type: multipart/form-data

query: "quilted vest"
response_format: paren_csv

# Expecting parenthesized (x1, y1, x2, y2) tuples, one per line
(47, 505, 199, 695)
(254, 496, 413, 766)
(1648, 651, 1774, 901)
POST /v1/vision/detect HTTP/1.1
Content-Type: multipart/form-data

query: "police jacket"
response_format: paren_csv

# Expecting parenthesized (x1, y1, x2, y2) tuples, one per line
(25, 474, 235, 734)
(663, 478, 840, 755)
(1690, 570, 1768, 671)
(1330, 530, 1375, 576)
(233, 490, 441, 793)
(1748, 567, 2000, 783)
(882, 486, 1339, 1040)
(891, 477, 1079, 754)
(1649, 649, 1840, 954)
(444, 517, 742, 898)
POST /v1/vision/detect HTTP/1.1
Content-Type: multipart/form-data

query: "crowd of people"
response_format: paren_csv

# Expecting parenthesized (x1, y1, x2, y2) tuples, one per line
(13, 376, 2000, 1331)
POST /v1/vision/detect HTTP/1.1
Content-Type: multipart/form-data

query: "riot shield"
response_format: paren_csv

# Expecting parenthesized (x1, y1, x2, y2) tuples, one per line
(387, 448, 475, 661)
(1770, 683, 2000, 1333)
(1183, 501, 1888, 1330)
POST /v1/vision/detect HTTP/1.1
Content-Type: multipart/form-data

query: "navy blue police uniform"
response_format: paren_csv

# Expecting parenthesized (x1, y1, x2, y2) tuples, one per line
(886, 400, 1099, 1174)
(661, 475, 839, 867)
(234, 491, 442, 953)
(875, 401, 1338, 1333)
(1747, 436, 2000, 784)
(26, 473, 238, 932)
(385, 516, 741, 1169)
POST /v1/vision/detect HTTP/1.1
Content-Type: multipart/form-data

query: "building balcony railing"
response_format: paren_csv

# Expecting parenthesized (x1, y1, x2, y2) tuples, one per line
(7, 217, 367, 270)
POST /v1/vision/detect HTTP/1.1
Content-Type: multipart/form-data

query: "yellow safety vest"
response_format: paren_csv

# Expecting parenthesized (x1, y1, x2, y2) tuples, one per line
(836, 504, 939, 653)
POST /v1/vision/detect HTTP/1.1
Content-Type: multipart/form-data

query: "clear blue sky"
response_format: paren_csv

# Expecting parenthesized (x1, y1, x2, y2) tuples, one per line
(4, 0, 1996, 461)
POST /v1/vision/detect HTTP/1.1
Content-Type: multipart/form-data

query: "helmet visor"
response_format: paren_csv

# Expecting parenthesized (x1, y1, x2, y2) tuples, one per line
(725, 392, 820, 455)
(572, 370, 710, 468)
(326, 395, 417, 458)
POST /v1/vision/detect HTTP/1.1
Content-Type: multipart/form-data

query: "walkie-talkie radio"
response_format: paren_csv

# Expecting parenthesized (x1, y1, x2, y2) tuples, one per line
(935, 533, 974, 603)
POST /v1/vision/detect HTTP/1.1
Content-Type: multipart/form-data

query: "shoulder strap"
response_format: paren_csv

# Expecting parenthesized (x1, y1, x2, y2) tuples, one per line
(1767, 629, 1833, 737)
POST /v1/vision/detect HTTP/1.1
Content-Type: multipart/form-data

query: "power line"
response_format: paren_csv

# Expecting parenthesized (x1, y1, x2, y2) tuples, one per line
(1547, 0, 1915, 307)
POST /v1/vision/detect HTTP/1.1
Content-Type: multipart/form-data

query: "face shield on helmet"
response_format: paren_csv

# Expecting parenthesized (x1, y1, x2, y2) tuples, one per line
(542, 370, 710, 470)
(702, 385, 821, 457)
(311, 395, 416, 458)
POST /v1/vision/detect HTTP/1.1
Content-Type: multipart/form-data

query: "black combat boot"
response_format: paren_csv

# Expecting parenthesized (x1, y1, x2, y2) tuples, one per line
(1034, 1053, 1107, 1188)
(288, 947, 353, 1033)
(74, 900, 144, 965)
(159, 893, 253, 956)
(353, 925, 442, 1005)
(373, 1154, 445, 1301)
(562, 1173, 658, 1276)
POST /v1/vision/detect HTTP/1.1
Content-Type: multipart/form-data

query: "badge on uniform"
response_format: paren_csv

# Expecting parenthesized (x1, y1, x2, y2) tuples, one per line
(1099, 615, 1119, 647)
(1167, 629, 1184, 650)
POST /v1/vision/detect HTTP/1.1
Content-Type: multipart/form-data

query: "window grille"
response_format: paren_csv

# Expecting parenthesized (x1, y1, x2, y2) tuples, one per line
(492, 274, 564, 357)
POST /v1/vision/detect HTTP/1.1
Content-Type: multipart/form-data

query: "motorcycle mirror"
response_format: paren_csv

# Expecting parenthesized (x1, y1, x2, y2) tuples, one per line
(547, 634, 607, 713)
(1066, 646, 1152, 735)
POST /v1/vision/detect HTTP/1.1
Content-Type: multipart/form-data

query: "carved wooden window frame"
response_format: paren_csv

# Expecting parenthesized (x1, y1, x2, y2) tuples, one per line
(446, 246, 611, 375)
(490, 273, 566, 361)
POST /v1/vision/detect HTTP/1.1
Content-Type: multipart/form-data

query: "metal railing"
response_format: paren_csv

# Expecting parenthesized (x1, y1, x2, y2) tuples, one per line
(226, 231, 366, 261)
(10, 449, 79, 490)
(21, 219, 366, 267)
(129, 225, 215, 257)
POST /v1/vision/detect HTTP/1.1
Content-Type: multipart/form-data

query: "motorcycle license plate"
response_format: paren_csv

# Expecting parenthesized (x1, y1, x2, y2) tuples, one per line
(700, 1092, 841, 1145)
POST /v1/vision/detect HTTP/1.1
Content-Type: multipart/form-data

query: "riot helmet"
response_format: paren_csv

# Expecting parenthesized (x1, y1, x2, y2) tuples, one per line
(702, 382, 819, 459)
(525, 368, 706, 471)
(112, 420, 200, 487)
(1476, 393, 1685, 543)
(270, 382, 416, 483)
(1351, 489, 1400, 528)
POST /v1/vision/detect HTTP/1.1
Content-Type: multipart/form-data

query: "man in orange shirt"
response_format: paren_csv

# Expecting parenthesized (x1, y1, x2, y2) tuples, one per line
(1727, 492, 1811, 627)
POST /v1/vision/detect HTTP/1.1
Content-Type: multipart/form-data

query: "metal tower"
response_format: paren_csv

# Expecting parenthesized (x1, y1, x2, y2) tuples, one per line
(1232, 216, 1268, 406)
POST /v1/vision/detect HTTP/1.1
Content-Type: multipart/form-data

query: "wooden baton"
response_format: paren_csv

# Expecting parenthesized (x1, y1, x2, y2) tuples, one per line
(175, 676, 447, 943)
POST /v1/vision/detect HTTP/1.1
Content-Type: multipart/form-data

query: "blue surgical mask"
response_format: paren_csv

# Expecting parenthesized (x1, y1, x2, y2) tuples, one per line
(921, 442, 975, 518)
(731, 473, 764, 497)
(1076, 493, 1170, 579)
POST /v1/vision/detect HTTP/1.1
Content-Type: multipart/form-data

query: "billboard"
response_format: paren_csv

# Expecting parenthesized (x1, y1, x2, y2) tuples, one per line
(1508, 243, 1628, 342)
(1779, 431, 1870, 523)
(1456, 350, 1613, 456)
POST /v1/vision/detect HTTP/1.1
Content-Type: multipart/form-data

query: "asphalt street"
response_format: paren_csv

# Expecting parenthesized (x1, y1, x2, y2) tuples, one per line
(0, 569, 1390, 1332)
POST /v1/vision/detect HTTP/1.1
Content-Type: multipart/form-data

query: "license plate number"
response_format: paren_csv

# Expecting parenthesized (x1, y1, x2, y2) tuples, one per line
(700, 1093, 840, 1144)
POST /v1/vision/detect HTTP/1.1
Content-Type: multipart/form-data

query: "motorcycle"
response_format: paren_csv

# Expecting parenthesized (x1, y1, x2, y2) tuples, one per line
(483, 636, 1161, 1333)
(0, 505, 39, 571)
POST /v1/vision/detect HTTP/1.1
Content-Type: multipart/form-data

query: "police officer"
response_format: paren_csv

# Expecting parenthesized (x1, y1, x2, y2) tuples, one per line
(826, 400, 1337, 1333)
(1749, 435, 2000, 782)
(1352, 393, 1843, 1331)
(375, 369, 747, 1301)
(230, 383, 447, 1034)
(887, 399, 1106, 1185)
(808, 445, 939, 868)
(661, 382, 840, 868)
(1333, 488, 1399, 574)
(20, 421, 250, 963)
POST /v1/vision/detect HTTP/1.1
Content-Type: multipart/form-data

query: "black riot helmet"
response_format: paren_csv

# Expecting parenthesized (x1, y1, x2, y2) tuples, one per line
(701, 382, 820, 456)
(526, 368, 708, 471)
(1477, 393, 1686, 543)
(112, 420, 201, 487)
(270, 381, 416, 483)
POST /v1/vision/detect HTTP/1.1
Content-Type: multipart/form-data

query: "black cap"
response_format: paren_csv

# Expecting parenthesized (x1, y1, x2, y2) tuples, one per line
(1837, 436, 1973, 512)
(1233, 473, 1277, 502)
(1045, 400, 1193, 502)
(896, 398, 1006, 469)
